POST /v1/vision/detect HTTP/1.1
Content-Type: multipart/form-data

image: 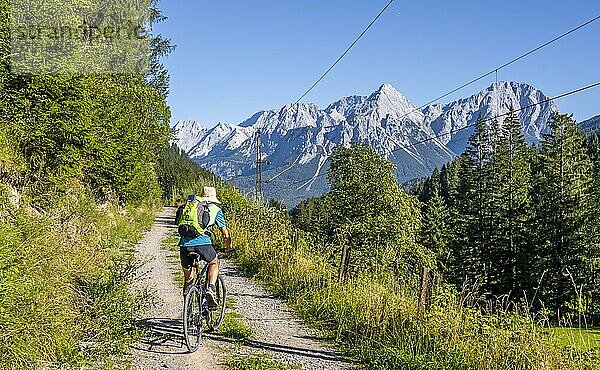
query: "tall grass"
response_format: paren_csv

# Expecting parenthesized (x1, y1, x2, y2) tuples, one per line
(0, 187, 159, 369)
(209, 184, 598, 369)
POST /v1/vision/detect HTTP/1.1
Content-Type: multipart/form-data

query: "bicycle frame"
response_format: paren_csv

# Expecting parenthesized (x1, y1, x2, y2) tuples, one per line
(183, 253, 226, 352)
(192, 257, 211, 313)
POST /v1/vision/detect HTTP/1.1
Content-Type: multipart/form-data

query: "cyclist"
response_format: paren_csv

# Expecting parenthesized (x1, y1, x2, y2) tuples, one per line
(176, 187, 232, 308)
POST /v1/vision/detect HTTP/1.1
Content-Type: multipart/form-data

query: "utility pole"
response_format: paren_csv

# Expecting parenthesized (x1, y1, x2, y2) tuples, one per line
(255, 129, 262, 204)
(254, 128, 271, 205)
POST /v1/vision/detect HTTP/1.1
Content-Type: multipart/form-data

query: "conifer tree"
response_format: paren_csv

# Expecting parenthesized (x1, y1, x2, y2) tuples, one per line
(418, 167, 441, 204)
(488, 109, 532, 296)
(440, 160, 461, 209)
(421, 190, 451, 273)
(584, 132, 600, 316)
(532, 113, 596, 313)
(457, 115, 493, 287)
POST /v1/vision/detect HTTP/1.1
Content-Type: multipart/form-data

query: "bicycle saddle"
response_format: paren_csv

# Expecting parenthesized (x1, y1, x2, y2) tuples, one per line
(187, 252, 201, 259)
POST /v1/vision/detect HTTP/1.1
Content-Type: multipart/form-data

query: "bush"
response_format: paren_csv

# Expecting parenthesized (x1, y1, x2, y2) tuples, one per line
(0, 191, 159, 369)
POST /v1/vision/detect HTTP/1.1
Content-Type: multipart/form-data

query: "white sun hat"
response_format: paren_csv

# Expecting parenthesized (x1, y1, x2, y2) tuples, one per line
(200, 186, 221, 204)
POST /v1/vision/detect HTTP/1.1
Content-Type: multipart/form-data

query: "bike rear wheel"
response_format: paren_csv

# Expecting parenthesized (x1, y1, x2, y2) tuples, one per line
(183, 285, 203, 352)
(206, 275, 227, 331)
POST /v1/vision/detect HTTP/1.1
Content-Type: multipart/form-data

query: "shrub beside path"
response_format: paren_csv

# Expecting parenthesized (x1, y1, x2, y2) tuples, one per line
(131, 207, 355, 369)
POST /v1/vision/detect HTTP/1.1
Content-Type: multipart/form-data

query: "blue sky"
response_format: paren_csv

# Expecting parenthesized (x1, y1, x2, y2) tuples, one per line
(154, 0, 600, 128)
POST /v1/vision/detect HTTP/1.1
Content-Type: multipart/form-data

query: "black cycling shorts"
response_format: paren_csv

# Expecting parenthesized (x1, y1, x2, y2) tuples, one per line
(180, 244, 217, 269)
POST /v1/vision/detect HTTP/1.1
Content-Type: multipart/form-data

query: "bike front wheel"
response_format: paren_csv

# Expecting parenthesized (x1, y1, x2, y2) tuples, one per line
(183, 285, 203, 352)
(206, 275, 227, 331)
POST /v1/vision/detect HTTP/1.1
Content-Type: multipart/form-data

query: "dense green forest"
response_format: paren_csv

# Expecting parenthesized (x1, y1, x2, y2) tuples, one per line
(412, 111, 600, 323)
(155, 143, 222, 204)
(0, 0, 176, 367)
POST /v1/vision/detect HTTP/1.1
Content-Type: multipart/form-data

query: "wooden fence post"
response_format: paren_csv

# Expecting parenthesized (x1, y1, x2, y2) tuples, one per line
(338, 245, 350, 283)
(418, 267, 434, 316)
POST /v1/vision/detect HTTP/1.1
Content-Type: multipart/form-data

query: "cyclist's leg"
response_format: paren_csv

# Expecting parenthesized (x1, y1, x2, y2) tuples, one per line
(195, 244, 218, 284)
(207, 256, 219, 286)
(180, 247, 195, 292)
(196, 244, 218, 307)
(183, 268, 194, 289)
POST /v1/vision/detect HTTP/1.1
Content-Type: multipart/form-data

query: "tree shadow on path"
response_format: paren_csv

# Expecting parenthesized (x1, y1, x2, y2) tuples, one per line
(133, 317, 189, 355)
(153, 216, 177, 229)
(208, 335, 355, 364)
(133, 317, 354, 365)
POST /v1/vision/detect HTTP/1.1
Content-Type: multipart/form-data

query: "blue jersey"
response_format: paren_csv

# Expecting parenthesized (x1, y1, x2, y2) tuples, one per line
(178, 206, 226, 247)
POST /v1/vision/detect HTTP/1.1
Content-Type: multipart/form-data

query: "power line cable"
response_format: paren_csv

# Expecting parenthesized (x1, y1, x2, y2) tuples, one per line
(270, 83, 600, 189)
(282, 14, 600, 178)
(269, 81, 600, 191)
(340, 13, 600, 161)
(266, 14, 599, 194)
(295, 0, 395, 103)
(272, 173, 328, 191)
(389, 14, 600, 125)
(372, 14, 600, 158)
(389, 81, 600, 154)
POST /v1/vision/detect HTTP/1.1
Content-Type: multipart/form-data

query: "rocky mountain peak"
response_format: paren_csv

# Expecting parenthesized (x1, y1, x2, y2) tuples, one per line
(174, 81, 558, 206)
(172, 120, 206, 152)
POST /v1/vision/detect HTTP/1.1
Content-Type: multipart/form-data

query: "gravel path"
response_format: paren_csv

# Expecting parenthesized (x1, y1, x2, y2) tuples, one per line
(221, 261, 356, 370)
(131, 207, 356, 369)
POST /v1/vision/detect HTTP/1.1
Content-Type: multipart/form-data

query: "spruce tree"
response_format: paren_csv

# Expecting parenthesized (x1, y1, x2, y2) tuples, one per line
(438, 160, 463, 284)
(457, 115, 493, 288)
(418, 167, 441, 203)
(421, 190, 451, 274)
(532, 113, 596, 314)
(488, 109, 532, 296)
(440, 160, 461, 209)
(584, 132, 600, 317)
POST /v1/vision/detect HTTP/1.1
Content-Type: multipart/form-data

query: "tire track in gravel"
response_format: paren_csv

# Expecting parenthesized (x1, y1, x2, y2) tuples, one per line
(132, 207, 356, 369)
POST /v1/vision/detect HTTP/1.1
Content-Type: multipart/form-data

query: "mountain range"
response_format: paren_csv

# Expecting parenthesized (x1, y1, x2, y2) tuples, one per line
(580, 115, 600, 134)
(174, 81, 560, 206)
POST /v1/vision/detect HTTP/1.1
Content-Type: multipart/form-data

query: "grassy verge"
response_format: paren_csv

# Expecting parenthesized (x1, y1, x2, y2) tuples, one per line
(218, 312, 255, 341)
(160, 231, 183, 286)
(0, 189, 160, 369)
(212, 184, 599, 370)
(216, 297, 254, 342)
(549, 327, 600, 353)
(228, 354, 300, 370)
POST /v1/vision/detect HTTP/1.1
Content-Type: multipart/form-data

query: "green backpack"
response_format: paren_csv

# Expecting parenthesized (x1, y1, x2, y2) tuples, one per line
(176, 200, 211, 238)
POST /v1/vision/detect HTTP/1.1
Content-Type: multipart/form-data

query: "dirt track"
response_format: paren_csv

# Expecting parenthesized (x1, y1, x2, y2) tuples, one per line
(131, 207, 355, 369)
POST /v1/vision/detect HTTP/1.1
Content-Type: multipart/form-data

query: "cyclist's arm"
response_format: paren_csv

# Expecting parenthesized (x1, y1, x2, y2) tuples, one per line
(220, 226, 232, 252)
(215, 209, 232, 251)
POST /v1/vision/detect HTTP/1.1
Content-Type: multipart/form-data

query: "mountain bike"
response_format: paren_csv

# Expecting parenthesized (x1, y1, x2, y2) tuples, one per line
(182, 252, 227, 352)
